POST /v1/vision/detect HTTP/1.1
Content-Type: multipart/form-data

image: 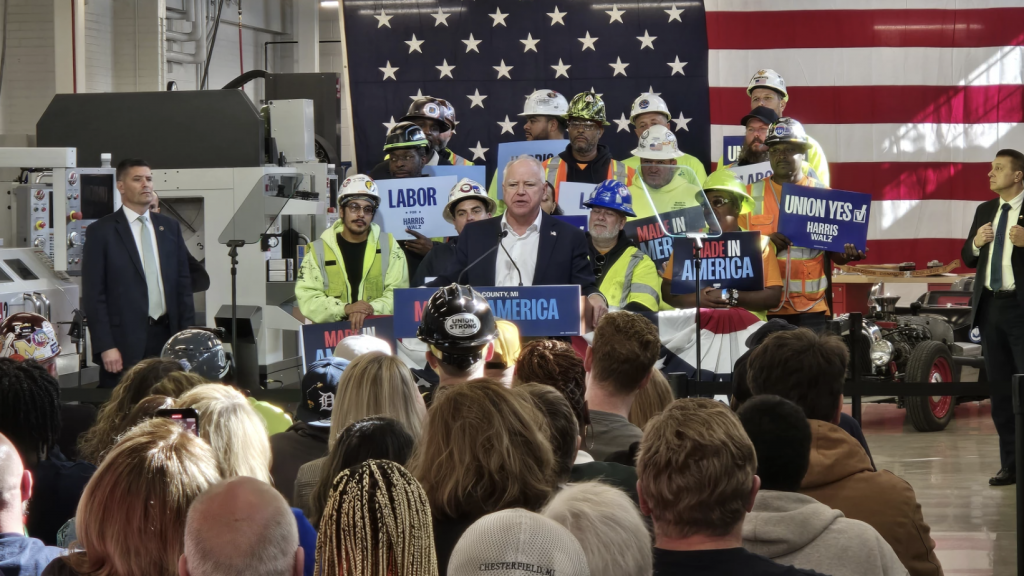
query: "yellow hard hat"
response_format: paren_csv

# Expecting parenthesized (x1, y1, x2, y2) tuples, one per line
(703, 169, 755, 215)
(487, 319, 521, 369)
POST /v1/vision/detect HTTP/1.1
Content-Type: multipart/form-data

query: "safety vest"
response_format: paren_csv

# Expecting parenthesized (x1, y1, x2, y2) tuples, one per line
(598, 247, 661, 311)
(444, 149, 474, 166)
(543, 157, 634, 202)
(741, 176, 830, 315)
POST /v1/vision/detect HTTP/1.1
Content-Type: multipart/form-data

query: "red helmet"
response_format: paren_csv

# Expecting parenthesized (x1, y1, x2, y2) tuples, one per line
(1, 312, 61, 363)
(401, 97, 455, 132)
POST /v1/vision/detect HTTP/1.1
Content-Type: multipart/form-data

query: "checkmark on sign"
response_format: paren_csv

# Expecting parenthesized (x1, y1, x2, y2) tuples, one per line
(853, 204, 867, 223)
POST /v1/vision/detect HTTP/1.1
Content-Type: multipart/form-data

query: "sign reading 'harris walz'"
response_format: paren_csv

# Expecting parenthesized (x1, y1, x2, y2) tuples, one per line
(670, 231, 764, 295)
(777, 184, 871, 253)
(392, 286, 582, 338)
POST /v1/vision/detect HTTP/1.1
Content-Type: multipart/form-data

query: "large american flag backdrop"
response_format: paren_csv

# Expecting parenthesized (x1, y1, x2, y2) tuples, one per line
(342, 0, 1024, 271)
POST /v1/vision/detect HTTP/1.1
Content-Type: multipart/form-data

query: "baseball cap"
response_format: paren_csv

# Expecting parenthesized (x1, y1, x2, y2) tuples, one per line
(486, 320, 521, 370)
(448, 509, 590, 576)
(333, 334, 392, 361)
(740, 106, 779, 128)
(297, 357, 349, 426)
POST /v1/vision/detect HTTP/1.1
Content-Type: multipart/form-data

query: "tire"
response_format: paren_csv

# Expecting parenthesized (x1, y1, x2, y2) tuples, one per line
(904, 340, 956, 432)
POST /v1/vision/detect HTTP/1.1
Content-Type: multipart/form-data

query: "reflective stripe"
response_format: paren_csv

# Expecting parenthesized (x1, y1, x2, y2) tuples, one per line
(750, 181, 765, 216)
(612, 160, 627, 185)
(545, 157, 562, 189)
(311, 239, 329, 292)
(787, 246, 824, 260)
(788, 278, 827, 293)
(619, 251, 659, 308)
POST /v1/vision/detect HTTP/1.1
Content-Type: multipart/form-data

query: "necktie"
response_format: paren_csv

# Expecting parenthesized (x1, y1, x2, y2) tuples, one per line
(990, 203, 1011, 291)
(139, 215, 164, 319)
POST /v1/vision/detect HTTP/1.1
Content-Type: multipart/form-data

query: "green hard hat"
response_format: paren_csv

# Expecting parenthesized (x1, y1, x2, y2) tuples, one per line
(566, 91, 611, 126)
(703, 169, 755, 215)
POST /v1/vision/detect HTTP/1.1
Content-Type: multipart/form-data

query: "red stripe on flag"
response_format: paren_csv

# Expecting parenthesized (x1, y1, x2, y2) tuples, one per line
(830, 162, 995, 202)
(710, 85, 1024, 125)
(707, 8, 1024, 49)
(862, 238, 971, 273)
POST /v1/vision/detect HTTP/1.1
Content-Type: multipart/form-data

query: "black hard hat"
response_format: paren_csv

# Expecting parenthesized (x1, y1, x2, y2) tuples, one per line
(384, 121, 430, 151)
(401, 96, 455, 131)
(417, 284, 497, 370)
(161, 328, 231, 381)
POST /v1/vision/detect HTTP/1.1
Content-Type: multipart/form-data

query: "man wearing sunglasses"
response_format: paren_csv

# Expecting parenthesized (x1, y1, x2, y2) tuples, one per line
(585, 180, 661, 312)
(296, 175, 408, 330)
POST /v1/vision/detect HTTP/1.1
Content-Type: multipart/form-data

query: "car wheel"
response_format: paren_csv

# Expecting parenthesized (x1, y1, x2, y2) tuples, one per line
(905, 340, 956, 432)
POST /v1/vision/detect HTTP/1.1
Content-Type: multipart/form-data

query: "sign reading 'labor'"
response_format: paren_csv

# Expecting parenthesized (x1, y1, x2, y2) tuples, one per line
(495, 140, 568, 199)
(623, 207, 711, 269)
(374, 176, 457, 240)
(669, 231, 764, 295)
(777, 184, 871, 253)
(300, 317, 395, 373)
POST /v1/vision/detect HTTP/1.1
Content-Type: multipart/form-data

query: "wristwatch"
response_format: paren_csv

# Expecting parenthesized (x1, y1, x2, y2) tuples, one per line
(726, 289, 740, 307)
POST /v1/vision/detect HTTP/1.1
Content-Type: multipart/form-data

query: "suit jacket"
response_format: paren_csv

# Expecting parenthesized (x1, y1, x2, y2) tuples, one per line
(428, 211, 599, 296)
(83, 207, 195, 365)
(961, 198, 1024, 326)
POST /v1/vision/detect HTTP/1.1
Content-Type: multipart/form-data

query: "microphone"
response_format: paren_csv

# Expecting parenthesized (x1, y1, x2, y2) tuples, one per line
(458, 230, 509, 285)
(497, 230, 523, 286)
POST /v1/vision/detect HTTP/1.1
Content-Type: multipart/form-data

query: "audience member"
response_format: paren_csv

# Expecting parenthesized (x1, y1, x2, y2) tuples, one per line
(0, 433, 62, 576)
(270, 357, 347, 504)
(94, 395, 175, 460)
(738, 395, 906, 575)
(176, 384, 273, 482)
(0, 359, 95, 546)
(515, 340, 592, 459)
(585, 312, 661, 461)
(542, 482, 651, 576)
(408, 379, 555, 574)
(748, 329, 941, 576)
(292, 353, 424, 511)
(637, 398, 822, 575)
(448, 509, 589, 576)
(417, 285, 497, 391)
(42, 418, 220, 576)
(332, 333, 392, 360)
(179, 476, 302, 576)
(306, 417, 414, 525)
(315, 460, 436, 576)
(628, 369, 673, 430)
(483, 320, 522, 386)
(149, 371, 208, 398)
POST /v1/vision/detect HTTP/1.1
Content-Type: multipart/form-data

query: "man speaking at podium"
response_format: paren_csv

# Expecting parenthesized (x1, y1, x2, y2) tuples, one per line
(428, 156, 607, 327)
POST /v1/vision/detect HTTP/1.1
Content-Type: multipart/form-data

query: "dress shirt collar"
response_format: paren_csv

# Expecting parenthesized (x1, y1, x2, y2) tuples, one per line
(500, 209, 543, 237)
(999, 189, 1024, 210)
(123, 204, 151, 223)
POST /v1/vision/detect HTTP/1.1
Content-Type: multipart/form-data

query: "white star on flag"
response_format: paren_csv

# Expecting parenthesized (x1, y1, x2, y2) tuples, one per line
(521, 33, 540, 53)
(493, 60, 513, 79)
(578, 31, 598, 51)
(489, 7, 508, 27)
(673, 111, 692, 132)
(547, 6, 566, 25)
(436, 59, 455, 79)
(405, 34, 424, 54)
(609, 57, 629, 77)
(551, 59, 571, 79)
(612, 113, 631, 133)
(462, 33, 481, 53)
(637, 30, 656, 50)
(647, 86, 662, 97)
(589, 87, 604, 99)
(409, 88, 424, 102)
(374, 9, 393, 28)
(382, 116, 397, 133)
(431, 7, 450, 26)
(497, 115, 517, 135)
(665, 4, 684, 22)
(605, 5, 625, 24)
(667, 56, 687, 76)
(379, 61, 398, 81)
(467, 88, 488, 109)
(468, 141, 489, 162)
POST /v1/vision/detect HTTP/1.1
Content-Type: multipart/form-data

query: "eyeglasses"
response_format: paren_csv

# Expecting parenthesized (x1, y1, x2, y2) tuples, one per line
(710, 197, 733, 208)
(345, 204, 375, 216)
(568, 121, 600, 132)
(594, 253, 606, 278)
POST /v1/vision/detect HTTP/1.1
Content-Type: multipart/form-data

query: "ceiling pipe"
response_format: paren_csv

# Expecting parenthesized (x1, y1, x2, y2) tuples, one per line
(166, 0, 207, 64)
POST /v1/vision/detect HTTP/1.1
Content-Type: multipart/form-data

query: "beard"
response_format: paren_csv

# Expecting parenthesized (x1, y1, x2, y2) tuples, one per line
(737, 139, 769, 165)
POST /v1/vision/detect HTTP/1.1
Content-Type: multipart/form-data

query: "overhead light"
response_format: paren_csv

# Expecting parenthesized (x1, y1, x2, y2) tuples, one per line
(320, 1, 339, 6)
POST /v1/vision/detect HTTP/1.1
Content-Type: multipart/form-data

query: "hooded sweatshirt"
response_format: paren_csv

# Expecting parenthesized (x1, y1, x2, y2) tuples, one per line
(743, 490, 908, 576)
(799, 421, 942, 576)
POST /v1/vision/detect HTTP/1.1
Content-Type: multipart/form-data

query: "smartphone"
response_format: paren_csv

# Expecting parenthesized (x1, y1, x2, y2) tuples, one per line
(156, 408, 200, 436)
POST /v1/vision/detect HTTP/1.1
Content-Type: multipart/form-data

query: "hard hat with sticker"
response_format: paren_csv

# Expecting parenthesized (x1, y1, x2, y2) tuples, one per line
(445, 313, 482, 337)
(638, 99, 650, 109)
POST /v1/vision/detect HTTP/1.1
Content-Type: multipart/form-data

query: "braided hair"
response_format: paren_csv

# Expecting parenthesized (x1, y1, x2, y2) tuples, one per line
(316, 459, 438, 576)
(515, 340, 591, 436)
(0, 358, 61, 463)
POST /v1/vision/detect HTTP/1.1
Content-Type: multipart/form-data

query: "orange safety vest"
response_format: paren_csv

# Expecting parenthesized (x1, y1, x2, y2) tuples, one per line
(541, 157, 635, 203)
(739, 175, 830, 316)
(445, 149, 474, 166)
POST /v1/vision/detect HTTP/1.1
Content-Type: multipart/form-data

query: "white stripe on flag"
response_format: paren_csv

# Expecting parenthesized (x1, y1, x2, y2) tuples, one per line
(868, 199, 980, 240)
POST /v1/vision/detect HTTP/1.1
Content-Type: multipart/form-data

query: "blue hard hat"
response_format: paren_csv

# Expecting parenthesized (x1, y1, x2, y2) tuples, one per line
(583, 180, 635, 217)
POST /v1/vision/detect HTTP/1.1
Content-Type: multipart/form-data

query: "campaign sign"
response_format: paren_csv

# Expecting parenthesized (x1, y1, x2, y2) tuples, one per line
(554, 214, 588, 231)
(723, 136, 745, 165)
(777, 184, 871, 252)
(670, 231, 764, 295)
(728, 161, 773, 186)
(423, 165, 487, 186)
(375, 176, 457, 240)
(557, 181, 596, 217)
(623, 207, 710, 269)
(495, 140, 567, 199)
(300, 317, 395, 373)
(393, 285, 582, 338)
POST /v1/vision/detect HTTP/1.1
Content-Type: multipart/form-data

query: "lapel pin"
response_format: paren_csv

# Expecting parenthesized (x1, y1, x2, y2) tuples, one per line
(550, 231, 557, 236)
(159, 226, 164, 231)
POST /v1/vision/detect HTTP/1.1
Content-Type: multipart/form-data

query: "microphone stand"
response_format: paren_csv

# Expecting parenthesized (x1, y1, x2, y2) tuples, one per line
(226, 240, 245, 363)
(689, 234, 704, 382)
(497, 230, 523, 286)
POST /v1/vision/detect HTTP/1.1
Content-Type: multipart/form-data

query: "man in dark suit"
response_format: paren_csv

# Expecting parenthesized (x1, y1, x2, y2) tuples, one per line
(429, 156, 608, 327)
(962, 148, 1024, 486)
(83, 159, 194, 388)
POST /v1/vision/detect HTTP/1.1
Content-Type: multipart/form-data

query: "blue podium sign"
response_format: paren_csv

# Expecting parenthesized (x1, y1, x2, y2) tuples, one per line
(495, 140, 567, 199)
(393, 285, 582, 338)
(300, 317, 395, 373)
(670, 231, 764, 295)
(777, 184, 871, 252)
(375, 176, 457, 240)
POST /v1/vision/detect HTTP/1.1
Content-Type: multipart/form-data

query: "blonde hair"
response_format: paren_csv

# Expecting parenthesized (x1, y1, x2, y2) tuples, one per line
(542, 482, 652, 576)
(408, 378, 555, 519)
(316, 460, 437, 576)
(176, 384, 272, 482)
(328, 352, 425, 448)
(63, 418, 221, 576)
(150, 371, 208, 398)
(628, 369, 674, 430)
(637, 398, 757, 538)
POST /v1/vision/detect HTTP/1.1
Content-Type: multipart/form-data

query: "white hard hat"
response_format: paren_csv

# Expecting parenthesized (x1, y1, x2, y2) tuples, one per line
(746, 69, 789, 102)
(629, 93, 671, 125)
(333, 333, 391, 361)
(443, 178, 496, 224)
(519, 90, 569, 117)
(630, 125, 681, 160)
(339, 174, 380, 208)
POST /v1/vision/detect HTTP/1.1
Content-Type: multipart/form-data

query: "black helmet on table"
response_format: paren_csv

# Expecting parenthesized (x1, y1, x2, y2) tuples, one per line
(417, 284, 497, 371)
(161, 327, 230, 381)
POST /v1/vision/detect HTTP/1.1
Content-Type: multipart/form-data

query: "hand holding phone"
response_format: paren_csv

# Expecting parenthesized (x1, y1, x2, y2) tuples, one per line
(156, 408, 200, 436)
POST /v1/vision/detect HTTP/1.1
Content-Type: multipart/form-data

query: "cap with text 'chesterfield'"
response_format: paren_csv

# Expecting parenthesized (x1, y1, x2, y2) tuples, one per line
(448, 509, 590, 576)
